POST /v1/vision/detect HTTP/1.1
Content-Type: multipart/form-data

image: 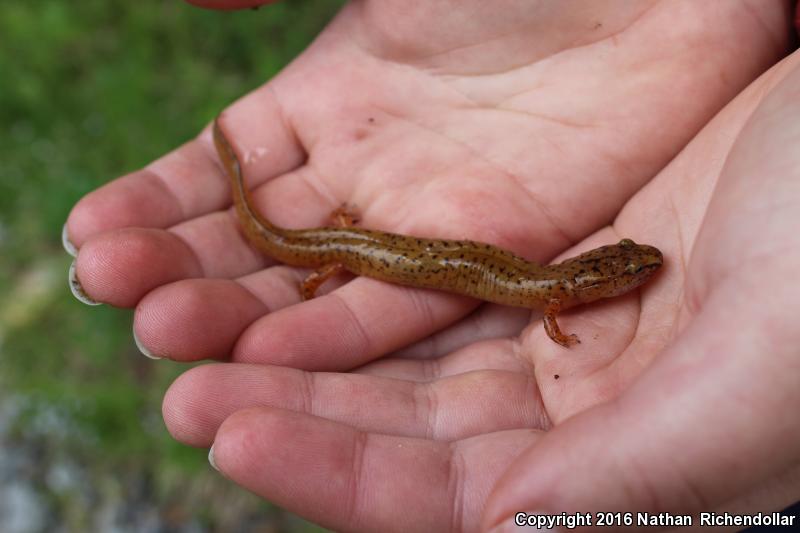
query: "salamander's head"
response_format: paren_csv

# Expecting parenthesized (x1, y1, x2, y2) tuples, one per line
(562, 239, 663, 304)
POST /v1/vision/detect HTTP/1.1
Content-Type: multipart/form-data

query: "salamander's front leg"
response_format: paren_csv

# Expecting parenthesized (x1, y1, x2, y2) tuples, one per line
(301, 263, 345, 300)
(330, 204, 360, 227)
(543, 298, 580, 348)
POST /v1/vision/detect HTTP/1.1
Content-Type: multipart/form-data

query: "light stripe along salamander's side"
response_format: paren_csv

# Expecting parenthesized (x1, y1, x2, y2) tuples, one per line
(213, 119, 663, 347)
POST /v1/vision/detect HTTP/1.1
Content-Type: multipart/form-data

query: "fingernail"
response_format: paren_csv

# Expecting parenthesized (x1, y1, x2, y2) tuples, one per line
(491, 512, 558, 532)
(68, 260, 101, 306)
(62, 224, 77, 257)
(133, 328, 162, 360)
(208, 444, 219, 471)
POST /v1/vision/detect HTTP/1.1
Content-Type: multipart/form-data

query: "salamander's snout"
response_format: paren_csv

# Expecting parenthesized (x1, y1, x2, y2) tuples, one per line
(621, 240, 663, 275)
(615, 239, 663, 296)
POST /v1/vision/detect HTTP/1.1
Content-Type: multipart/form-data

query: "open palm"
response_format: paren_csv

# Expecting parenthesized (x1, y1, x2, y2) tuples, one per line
(66, 1, 798, 531)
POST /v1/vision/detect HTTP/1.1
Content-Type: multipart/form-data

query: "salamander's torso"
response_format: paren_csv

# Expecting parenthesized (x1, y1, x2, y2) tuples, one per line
(213, 119, 663, 346)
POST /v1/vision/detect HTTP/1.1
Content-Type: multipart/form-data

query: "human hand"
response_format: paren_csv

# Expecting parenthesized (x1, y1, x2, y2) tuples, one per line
(163, 51, 800, 531)
(65, 1, 787, 368)
(101, 2, 797, 530)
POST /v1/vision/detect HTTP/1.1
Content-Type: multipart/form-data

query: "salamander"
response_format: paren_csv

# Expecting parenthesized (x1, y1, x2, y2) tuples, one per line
(213, 119, 663, 347)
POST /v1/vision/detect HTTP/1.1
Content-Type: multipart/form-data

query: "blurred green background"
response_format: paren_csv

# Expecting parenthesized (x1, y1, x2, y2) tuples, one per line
(0, 1, 342, 531)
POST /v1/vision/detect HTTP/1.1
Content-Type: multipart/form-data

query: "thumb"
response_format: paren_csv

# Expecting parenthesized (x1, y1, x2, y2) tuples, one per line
(482, 272, 800, 530)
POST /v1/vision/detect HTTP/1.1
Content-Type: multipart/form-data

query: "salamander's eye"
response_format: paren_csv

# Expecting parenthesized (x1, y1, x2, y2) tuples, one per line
(619, 238, 636, 248)
(625, 262, 642, 274)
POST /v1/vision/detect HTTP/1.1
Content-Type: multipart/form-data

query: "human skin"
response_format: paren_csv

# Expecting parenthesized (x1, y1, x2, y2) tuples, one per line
(65, 1, 799, 531)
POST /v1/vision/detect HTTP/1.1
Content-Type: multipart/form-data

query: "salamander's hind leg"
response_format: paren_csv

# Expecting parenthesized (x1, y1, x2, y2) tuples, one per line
(301, 263, 345, 300)
(300, 205, 357, 299)
(330, 204, 360, 227)
(543, 298, 580, 348)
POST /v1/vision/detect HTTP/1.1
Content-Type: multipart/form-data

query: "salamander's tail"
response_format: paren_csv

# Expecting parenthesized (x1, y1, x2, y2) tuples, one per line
(212, 117, 283, 239)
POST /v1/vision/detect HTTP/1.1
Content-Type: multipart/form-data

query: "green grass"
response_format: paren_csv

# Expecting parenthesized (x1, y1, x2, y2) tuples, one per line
(0, 1, 342, 531)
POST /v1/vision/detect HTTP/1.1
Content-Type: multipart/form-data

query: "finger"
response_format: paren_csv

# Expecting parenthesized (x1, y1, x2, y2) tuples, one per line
(66, 137, 219, 248)
(232, 276, 478, 371)
(210, 407, 540, 532)
(133, 278, 268, 361)
(75, 227, 203, 307)
(132, 264, 350, 361)
(66, 84, 303, 247)
(74, 217, 295, 309)
(164, 362, 545, 447)
(483, 271, 800, 529)
(74, 218, 268, 308)
(391, 304, 531, 360)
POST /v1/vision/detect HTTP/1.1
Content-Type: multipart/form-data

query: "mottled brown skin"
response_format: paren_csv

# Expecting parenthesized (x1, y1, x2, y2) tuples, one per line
(213, 119, 663, 347)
